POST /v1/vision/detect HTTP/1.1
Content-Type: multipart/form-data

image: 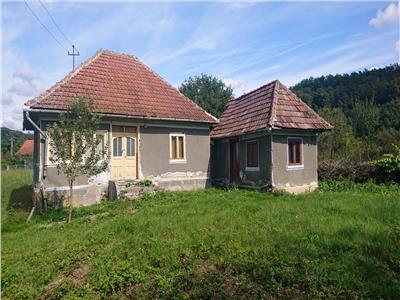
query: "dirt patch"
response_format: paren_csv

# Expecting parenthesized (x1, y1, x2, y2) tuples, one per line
(127, 207, 139, 214)
(42, 263, 91, 297)
(71, 263, 91, 286)
(196, 261, 217, 276)
(38, 212, 110, 228)
(44, 274, 65, 292)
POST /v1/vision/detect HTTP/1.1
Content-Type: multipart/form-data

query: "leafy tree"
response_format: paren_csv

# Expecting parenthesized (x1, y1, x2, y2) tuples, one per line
(317, 107, 358, 161)
(291, 65, 400, 160)
(381, 98, 400, 130)
(179, 74, 233, 117)
(47, 97, 109, 223)
(351, 100, 380, 138)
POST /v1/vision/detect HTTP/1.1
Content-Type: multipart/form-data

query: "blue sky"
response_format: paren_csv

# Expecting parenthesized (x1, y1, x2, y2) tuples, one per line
(1, 1, 399, 130)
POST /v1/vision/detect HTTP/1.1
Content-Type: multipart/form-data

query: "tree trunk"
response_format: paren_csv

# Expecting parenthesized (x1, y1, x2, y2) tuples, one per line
(68, 181, 73, 223)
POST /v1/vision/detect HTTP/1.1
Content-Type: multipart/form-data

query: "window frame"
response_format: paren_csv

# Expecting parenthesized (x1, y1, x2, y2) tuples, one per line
(287, 137, 304, 170)
(245, 140, 260, 171)
(169, 133, 186, 164)
(126, 136, 136, 157)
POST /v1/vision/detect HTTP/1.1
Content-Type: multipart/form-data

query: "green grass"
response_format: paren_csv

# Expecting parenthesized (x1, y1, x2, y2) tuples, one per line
(2, 169, 400, 299)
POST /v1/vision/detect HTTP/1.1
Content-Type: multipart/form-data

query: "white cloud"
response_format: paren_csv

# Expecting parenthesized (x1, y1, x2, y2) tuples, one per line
(224, 2, 257, 11)
(396, 40, 400, 54)
(13, 66, 40, 82)
(222, 78, 249, 96)
(369, 3, 399, 27)
(8, 81, 39, 97)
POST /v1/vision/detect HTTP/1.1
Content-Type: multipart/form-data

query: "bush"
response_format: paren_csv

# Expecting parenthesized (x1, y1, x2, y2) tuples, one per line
(374, 145, 400, 182)
(318, 159, 376, 182)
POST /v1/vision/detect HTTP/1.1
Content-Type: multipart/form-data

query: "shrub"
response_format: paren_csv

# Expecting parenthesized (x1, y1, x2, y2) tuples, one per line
(318, 159, 376, 183)
(374, 145, 400, 182)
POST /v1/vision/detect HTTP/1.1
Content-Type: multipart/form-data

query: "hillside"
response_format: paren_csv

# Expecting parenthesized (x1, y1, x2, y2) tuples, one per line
(291, 64, 400, 161)
(1, 127, 33, 156)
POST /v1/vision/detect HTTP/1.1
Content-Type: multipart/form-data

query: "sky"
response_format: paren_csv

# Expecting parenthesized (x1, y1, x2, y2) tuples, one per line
(1, 1, 399, 130)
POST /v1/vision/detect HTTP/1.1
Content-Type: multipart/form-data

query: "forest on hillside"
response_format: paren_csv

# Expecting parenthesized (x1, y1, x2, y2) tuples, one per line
(291, 64, 400, 161)
(1, 127, 33, 157)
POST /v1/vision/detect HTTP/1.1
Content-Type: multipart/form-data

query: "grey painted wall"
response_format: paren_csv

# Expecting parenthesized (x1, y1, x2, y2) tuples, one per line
(139, 126, 211, 177)
(238, 135, 271, 185)
(271, 133, 318, 187)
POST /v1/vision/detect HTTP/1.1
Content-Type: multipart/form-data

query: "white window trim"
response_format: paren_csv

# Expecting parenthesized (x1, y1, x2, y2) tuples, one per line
(169, 133, 187, 164)
(287, 137, 304, 170)
(245, 139, 260, 171)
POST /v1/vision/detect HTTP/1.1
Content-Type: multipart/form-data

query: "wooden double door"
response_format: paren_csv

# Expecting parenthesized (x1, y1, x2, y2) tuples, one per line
(111, 132, 137, 179)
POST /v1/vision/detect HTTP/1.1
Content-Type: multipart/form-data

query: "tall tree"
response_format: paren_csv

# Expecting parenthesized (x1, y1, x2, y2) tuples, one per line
(317, 107, 359, 161)
(179, 74, 233, 117)
(47, 97, 109, 223)
(351, 100, 380, 138)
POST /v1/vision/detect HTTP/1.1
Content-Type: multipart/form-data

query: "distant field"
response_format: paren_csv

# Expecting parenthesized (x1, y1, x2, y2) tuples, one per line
(2, 169, 400, 299)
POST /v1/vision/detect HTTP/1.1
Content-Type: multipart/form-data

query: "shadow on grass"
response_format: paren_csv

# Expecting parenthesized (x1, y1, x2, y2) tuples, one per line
(7, 185, 32, 212)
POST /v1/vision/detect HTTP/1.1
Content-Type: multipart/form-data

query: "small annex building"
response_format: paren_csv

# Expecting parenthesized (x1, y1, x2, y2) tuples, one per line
(23, 49, 217, 206)
(210, 80, 332, 193)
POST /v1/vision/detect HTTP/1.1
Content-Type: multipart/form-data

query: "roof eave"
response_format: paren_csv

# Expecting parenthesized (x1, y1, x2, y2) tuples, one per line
(24, 106, 219, 125)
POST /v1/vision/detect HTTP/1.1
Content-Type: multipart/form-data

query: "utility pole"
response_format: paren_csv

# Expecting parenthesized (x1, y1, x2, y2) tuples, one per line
(68, 45, 80, 70)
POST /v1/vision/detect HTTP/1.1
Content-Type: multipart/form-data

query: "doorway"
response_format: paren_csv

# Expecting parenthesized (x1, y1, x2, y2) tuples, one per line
(230, 140, 240, 183)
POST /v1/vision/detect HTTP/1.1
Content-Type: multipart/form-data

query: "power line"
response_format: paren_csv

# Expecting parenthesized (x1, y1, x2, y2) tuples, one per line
(38, 0, 73, 46)
(23, 0, 68, 52)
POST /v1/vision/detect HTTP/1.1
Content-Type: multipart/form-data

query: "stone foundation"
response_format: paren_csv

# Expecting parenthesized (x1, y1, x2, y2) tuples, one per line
(274, 181, 318, 194)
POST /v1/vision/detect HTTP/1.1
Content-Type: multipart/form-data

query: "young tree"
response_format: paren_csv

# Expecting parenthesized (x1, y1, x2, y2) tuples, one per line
(47, 97, 109, 223)
(179, 74, 234, 117)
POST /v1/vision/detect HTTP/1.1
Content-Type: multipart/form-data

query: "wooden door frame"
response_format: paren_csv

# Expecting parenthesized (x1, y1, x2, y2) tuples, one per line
(111, 125, 138, 180)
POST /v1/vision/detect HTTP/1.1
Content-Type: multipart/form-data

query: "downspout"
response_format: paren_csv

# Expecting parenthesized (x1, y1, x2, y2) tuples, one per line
(25, 110, 46, 137)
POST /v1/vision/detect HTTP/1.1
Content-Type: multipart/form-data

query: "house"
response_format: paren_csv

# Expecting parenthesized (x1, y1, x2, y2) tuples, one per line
(16, 139, 34, 156)
(210, 80, 332, 193)
(23, 49, 217, 206)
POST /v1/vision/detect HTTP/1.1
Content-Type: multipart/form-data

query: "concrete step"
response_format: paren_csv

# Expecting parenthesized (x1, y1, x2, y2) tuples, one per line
(108, 180, 158, 200)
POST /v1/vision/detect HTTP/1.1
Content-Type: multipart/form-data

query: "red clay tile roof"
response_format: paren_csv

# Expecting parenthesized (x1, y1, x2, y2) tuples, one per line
(25, 49, 217, 124)
(16, 139, 34, 156)
(211, 80, 333, 138)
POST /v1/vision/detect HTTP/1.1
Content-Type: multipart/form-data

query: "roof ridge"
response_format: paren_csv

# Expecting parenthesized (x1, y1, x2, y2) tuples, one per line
(25, 49, 105, 107)
(267, 80, 280, 127)
(276, 81, 333, 129)
(232, 80, 276, 102)
(127, 54, 219, 123)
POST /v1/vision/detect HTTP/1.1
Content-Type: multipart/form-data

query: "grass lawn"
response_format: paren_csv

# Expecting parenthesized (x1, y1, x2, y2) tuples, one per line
(2, 169, 400, 299)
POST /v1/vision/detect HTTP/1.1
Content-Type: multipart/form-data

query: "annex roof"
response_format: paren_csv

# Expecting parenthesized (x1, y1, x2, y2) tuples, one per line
(25, 49, 217, 124)
(210, 80, 333, 138)
(16, 139, 34, 156)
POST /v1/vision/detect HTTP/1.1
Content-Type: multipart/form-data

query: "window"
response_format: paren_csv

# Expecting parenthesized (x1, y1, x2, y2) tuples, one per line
(126, 137, 136, 156)
(113, 137, 123, 157)
(246, 140, 259, 170)
(170, 134, 186, 163)
(46, 136, 56, 165)
(96, 134, 105, 155)
(288, 138, 303, 168)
